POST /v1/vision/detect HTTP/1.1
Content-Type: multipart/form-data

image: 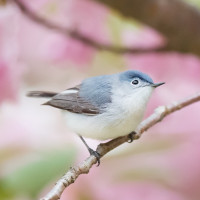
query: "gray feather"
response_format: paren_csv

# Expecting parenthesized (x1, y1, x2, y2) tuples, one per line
(119, 70, 153, 83)
(43, 85, 100, 115)
(79, 75, 112, 108)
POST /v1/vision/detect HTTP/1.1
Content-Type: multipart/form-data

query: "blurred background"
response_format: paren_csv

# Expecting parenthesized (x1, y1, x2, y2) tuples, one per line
(0, 0, 200, 199)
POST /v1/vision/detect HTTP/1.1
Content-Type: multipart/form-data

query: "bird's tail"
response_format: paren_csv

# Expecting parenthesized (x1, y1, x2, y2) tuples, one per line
(27, 91, 57, 98)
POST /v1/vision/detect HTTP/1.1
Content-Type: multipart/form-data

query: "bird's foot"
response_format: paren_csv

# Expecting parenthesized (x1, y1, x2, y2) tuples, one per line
(128, 131, 136, 143)
(88, 148, 101, 166)
(78, 135, 101, 166)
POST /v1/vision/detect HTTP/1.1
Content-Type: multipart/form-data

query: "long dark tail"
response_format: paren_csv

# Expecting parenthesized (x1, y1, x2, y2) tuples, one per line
(27, 91, 57, 98)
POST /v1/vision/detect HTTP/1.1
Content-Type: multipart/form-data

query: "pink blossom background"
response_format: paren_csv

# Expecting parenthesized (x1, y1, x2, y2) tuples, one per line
(0, 0, 200, 200)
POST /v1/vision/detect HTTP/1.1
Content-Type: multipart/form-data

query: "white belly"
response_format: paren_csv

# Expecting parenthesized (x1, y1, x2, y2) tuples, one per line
(64, 87, 153, 140)
(65, 109, 142, 140)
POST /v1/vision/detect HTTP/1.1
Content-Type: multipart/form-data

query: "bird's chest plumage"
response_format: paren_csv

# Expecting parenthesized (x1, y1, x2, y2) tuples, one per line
(106, 92, 146, 129)
(65, 87, 153, 140)
(104, 87, 153, 136)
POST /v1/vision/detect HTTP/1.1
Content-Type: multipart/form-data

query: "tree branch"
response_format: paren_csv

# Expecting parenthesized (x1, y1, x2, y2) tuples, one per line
(8, 0, 200, 55)
(93, 0, 200, 56)
(11, 0, 165, 54)
(41, 92, 200, 200)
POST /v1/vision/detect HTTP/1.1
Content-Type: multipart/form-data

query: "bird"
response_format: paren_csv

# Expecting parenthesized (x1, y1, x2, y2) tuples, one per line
(27, 70, 164, 164)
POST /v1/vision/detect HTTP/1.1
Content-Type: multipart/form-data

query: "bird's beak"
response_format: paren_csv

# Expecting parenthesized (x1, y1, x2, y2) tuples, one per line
(151, 82, 165, 88)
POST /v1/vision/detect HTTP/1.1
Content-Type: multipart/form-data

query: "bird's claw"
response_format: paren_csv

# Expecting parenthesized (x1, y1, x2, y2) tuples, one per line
(128, 131, 136, 143)
(88, 148, 101, 166)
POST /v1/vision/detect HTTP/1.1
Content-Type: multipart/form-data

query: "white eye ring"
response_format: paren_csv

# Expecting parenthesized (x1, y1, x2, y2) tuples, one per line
(132, 79, 139, 85)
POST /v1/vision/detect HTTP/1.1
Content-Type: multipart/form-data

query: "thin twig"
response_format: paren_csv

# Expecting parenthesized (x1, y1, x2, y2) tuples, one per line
(11, 0, 165, 54)
(41, 92, 200, 200)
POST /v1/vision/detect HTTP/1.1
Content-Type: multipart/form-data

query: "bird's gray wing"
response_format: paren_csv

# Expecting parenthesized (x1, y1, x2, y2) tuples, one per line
(43, 85, 100, 115)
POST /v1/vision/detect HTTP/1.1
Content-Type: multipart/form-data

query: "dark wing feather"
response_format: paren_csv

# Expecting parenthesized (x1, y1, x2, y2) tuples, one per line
(43, 85, 100, 115)
(27, 91, 57, 98)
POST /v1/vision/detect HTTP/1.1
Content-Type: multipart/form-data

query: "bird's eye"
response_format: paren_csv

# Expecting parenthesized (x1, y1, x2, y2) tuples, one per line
(132, 79, 139, 85)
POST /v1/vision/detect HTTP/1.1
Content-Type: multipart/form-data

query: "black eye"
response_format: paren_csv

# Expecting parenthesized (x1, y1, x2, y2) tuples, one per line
(132, 79, 139, 85)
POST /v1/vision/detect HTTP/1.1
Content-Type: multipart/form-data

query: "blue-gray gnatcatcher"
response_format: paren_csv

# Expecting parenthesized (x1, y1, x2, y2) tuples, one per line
(28, 70, 164, 164)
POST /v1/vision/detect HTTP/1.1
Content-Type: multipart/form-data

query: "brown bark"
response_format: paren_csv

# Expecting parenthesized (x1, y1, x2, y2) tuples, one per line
(94, 0, 200, 55)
